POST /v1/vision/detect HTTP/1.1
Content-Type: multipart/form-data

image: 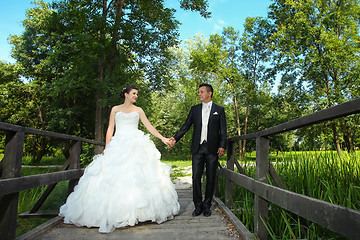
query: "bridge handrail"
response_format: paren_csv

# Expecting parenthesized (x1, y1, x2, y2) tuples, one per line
(0, 123, 104, 240)
(228, 97, 360, 141)
(0, 122, 103, 145)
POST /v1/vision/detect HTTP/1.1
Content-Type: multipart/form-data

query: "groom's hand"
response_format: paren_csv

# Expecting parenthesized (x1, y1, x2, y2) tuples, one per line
(169, 137, 176, 147)
(217, 148, 225, 158)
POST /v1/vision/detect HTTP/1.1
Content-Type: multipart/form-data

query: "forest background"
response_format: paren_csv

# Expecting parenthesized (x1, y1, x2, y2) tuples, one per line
(1, 0, 360, 164)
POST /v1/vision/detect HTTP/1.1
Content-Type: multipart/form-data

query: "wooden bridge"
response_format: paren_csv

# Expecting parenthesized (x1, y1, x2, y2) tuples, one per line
(15, 189, 250, 240)
(1, 98, 360, 239)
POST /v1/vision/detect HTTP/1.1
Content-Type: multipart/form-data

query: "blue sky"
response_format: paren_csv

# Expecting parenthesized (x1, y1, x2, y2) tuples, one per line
(168, 0, 272, 41)
(0, 0, 272, 63)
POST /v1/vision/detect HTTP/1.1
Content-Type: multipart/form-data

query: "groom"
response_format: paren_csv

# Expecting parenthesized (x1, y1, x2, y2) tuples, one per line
(170, 83, 227, 217)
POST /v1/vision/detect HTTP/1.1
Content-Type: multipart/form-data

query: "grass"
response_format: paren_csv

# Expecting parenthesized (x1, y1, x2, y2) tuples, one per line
(162, 158, 227, 180)
(22, 154, 67, 166)
(218, 150, 360, 239)
(162, 160, 192, 180)
(16, 182, 68, 237)
(16, 166, 69, 237)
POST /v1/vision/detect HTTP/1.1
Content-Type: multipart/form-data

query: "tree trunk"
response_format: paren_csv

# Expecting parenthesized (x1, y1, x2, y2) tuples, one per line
(227, 79, 242, 161)
(93, 0, 125, 154)
(94, 65, 105, 155)
(331, 121, 342, 156)
(242, 103, 249, 159)
(27, 87, 48, 162)
(94, 0, 108, 155)
(233, 94, 242, 159)
(63, 140, 71, 159)
(32, 137, 48, 164)
(341, 119, 354, 153)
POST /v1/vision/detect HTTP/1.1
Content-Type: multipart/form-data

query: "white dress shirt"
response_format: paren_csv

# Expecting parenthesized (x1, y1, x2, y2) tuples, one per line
(200, 101, 212, 144)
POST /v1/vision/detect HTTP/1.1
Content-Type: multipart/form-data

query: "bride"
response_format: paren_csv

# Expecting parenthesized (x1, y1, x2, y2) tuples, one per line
(59, 85, 180, 233)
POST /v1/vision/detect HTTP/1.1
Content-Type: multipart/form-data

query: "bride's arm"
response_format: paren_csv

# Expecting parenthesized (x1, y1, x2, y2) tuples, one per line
(138, 108, 169, 145)
(105, 107, 117, 148)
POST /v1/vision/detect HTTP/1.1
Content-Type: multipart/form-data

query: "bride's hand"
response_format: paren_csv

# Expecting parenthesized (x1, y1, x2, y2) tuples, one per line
(162, 137, 172, 147)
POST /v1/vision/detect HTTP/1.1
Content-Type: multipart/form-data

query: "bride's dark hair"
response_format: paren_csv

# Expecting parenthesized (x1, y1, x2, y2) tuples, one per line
(120, 85, 138, 99)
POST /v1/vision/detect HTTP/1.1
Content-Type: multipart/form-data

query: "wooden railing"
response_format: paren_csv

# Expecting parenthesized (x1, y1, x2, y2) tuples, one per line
(0, 122, 104, 240)
(218, 97, 360, 240)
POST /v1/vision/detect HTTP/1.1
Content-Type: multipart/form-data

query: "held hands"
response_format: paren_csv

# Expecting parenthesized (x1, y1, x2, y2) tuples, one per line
(163, 137, 224, 156)
(161, 137, 176, 147)
(162, 137, 172, 146)
(162, 137, 176, 147)
(169, 137, 176, 147)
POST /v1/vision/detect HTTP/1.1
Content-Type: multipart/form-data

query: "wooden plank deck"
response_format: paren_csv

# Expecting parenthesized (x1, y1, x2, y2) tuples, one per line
(21, 189, 245, 240)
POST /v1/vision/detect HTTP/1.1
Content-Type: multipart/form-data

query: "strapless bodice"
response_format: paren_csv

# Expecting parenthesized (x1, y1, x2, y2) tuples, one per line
(114, 111, 139, 137)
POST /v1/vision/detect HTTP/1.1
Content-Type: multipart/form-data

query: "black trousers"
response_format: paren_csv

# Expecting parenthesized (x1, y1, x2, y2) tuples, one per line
(192, 142, 218, 208)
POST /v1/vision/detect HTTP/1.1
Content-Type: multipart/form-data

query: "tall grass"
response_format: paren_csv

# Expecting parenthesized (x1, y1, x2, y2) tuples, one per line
(275, 151, 360, 209)
(16, 167, 68, 237)
(22, 154, 67, 166)
(218, 150, 360, 239)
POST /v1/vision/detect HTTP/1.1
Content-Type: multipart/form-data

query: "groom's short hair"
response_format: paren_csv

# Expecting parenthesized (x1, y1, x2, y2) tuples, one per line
(199, 83, 213, 98)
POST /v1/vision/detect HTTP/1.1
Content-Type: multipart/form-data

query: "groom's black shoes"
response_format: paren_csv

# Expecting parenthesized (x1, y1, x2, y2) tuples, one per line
(192, 203, 203, 216)
(192, 207, 203, 216)
(192, 203, 211, 217)
(203, 206, 211, 217)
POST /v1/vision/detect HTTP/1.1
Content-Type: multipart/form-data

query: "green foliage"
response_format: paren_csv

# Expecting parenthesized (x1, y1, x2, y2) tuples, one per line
(179, 0, 211, 18)
(22, 153, 66, 166)
(79, 142, 95, 167)
(267, 0, 360, 153)
(3, 0, 360, 160)
(0, 61, 19, 85)
(270, 0, 360, 104)
(0, 62, 32, 126)
(4, 0, 210, 162)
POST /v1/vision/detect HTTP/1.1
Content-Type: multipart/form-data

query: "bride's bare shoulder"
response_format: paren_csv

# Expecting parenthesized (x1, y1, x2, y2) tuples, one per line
(111, 105, 124, 113)
(134, 106, 144, 114)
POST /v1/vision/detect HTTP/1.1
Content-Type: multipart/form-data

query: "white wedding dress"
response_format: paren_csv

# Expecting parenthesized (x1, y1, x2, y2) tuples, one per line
(59, 111, 180, 233)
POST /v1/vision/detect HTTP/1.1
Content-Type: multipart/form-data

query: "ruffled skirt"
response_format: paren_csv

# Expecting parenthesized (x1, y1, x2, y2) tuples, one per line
(59, 129, 180, 233)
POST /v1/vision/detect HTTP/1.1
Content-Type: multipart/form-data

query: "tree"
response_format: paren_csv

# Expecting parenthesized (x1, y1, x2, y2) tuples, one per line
(10, 0, 211, 156)
(0, 62, 24, 125)
(269, 0, 360, 154)
(0, 61, 52, 162)
(239, 17, 275, 157)
(188, 22, 275, 159)
(219, 27, 244, 158)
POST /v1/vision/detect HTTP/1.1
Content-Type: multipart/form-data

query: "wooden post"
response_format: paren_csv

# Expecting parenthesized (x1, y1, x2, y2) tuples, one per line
(68, 141, 82, 195)
(225, 141, 234, 208)
(0, 130, 25, 240)
(254, 136, 269, 240)
(214, 162, 222, 197)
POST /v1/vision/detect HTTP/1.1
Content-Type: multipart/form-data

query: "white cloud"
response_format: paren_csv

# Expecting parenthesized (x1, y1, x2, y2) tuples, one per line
(214, 24, 222, 31)
(218, 19, 226, 25)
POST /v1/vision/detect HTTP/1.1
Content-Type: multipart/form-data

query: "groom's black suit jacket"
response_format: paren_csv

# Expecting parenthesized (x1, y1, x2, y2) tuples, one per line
(174, 103, 227, 155)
